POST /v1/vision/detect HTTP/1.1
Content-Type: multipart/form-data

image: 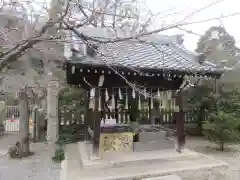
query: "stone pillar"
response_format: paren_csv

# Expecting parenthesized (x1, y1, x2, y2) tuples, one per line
(0, 101, 5, 135)
(46, 80, 59, 143)
(0, 101, 5, 125)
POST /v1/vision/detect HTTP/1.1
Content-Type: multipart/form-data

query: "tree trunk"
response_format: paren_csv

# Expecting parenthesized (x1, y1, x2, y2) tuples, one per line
(220, 141, 224, 151)
(35, 108, 41, 141)
(18, 87, 30, 156)
(32, 107, 37, 142)
(197, 107, 206, 134)
(32, 106, 41, 142)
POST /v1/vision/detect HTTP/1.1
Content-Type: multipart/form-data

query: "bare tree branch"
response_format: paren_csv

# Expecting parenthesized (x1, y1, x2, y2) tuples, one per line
(0, 0, 234, 100)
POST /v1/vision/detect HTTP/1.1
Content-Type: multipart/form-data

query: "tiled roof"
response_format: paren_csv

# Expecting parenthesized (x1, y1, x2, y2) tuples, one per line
(68, 28, 224, 76)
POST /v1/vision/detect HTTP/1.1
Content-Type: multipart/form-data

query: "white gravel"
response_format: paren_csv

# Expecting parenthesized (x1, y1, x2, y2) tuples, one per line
(0, 133, 60, 180)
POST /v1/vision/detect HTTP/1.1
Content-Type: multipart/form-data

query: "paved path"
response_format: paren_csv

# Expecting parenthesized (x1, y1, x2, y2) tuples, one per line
(0, 133, 60, 180)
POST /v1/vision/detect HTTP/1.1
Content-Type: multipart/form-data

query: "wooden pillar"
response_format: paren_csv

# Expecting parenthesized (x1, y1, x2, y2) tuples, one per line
(92, 88, 101, 156)
(176, 94, 185, 153)
(93, 111, 101, 155)
(148, 98, 152, 124)
(114, 91, 118, 122)
(84, 90, 90, 141)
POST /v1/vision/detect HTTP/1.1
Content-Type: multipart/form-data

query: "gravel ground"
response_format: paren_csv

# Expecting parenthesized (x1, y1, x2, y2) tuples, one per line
(186, 136, 240, 179)
(0, 133, 60, 180)
(1, 133, 240, 180)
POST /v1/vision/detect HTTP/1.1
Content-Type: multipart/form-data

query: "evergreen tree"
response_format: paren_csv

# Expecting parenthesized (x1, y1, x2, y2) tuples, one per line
(186, 82, 216, 131)
(203, 111, 240, 151)
(196, 26, 240, 84)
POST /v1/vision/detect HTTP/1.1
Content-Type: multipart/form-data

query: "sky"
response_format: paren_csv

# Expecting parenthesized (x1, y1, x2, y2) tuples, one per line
(144, 0, 240, 51)
(29, 0, 240, 51)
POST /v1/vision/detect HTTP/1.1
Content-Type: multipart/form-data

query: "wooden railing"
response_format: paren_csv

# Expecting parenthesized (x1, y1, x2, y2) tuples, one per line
(100, 110, 197, 125)
(58, 108, 200, 143)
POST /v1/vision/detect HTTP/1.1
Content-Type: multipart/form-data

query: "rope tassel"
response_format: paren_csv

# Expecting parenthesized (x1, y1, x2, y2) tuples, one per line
(111, 93, 115, 111)
(125, 94, 128, 110)
(151, 97, 154, 109)
(105, 89, 109, 101)
(157, 89, 160, 98)
(167, 90, 172, 100)
(118, 88, 122, 99)
(138, 94, 141, 110)
(98, 89, 101, 111)
(132, 89, 136, 99)
(144, 88, 147, 99)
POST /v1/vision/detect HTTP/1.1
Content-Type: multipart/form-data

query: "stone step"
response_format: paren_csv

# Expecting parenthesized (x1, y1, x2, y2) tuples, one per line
(68, 150, 228, 180)
(63, 143, 229, 180)
(76, 143, 229, 180)
(91, 151, 214, 170)
(143, 175, 182, 180)
(133, 139, 175, 152)
(78, 142, 204, 170)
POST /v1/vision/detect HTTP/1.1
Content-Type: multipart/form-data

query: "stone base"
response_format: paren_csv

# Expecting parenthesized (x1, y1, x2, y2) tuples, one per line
(133, 130, 175, 152)
(60, 142, 230, 180)
(133, 139, 175, 152)
(139, 131, 167, 142)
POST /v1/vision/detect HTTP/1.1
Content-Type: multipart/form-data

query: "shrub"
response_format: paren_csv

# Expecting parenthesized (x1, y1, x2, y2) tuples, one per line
(52, 145, 65, 163)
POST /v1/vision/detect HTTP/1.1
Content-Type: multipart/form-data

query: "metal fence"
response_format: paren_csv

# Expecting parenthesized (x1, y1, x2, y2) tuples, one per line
(4, 106, 20, 132)
(4, 105, 42, 134)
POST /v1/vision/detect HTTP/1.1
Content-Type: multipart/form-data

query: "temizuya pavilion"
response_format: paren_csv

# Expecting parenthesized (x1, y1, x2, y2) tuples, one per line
(64, 27, 223, 155)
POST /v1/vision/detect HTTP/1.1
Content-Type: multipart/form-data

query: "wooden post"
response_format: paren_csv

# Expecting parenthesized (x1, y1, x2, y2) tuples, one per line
(84, 90, 90, 141)
(93, 111, 101, 155)
(92, 88, 101, 156)
(114, 91, 118, 122)
(148, 97, 152, 124)
(176, 94, 185, 153)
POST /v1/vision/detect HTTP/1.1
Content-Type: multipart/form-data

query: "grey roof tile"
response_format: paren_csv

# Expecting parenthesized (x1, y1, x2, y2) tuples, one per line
(68, 28, 223, 75)
(72, 38, 222, 75)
